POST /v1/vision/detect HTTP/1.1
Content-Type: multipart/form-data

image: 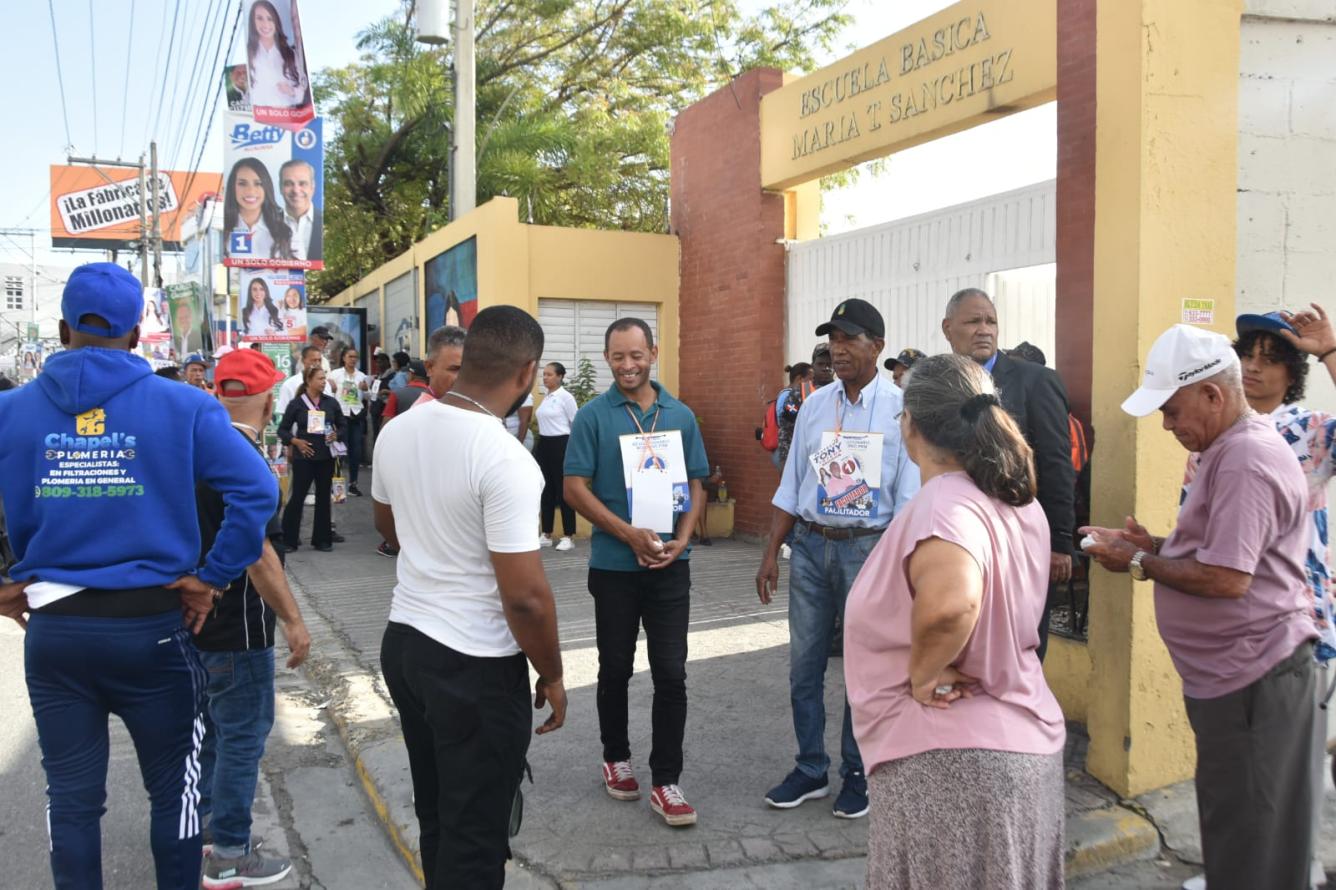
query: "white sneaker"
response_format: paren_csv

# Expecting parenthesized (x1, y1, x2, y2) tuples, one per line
(555, 537, 574, 551)
(1181, 876, 1205, 890)
(539, 534, 553, 548)
(304, 493, 315, 506)
(780, 543, 792, 560)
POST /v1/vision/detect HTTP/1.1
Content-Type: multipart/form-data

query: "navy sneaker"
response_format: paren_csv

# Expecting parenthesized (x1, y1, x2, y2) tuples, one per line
(832, 770, 868, 819)
(764, 769, 829, 809)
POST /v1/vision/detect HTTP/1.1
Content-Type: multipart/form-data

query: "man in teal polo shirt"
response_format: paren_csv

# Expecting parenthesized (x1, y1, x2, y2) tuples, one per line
(564, 317, 709, 828)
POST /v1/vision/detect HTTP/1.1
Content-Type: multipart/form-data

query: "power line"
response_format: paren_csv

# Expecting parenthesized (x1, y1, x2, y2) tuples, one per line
(141, 0, 172, 148)
(178, 1, 244, 206)
(166, 0, 228, 168)
(150, 0, 184, 140)
(46, 0, 73, 149)
(88, 0, 98, 151)
(119, 0, 135, 158)
(158, 0, 210, 152)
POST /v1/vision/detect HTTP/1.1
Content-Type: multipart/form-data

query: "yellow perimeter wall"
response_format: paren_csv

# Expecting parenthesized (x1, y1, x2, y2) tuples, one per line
(326, 197, 681, 393)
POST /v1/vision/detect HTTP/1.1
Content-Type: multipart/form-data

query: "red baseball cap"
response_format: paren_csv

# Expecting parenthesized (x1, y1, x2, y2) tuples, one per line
(215, 348, 284, 396)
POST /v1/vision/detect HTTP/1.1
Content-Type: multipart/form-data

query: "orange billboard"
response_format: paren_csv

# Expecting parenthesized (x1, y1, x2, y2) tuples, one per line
(48, 165, 223, 251)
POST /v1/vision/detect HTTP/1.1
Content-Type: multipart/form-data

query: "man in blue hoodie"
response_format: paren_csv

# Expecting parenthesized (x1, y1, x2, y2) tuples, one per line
(0, 263, 276, 890)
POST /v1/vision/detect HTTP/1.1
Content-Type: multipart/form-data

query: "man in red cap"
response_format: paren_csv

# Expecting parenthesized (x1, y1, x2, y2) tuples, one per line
(195, 348, 313, 888)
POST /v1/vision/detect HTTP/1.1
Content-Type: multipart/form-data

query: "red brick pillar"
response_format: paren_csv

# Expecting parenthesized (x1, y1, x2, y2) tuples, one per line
(1056, 0, 1097, 432)
(671, 69, 788, 538)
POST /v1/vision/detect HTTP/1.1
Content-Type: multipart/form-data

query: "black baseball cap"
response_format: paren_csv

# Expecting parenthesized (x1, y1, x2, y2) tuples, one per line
(310, 325, 332, 340)
(883, 348, 925, 371)
(811, 342, 832, 360)
(408, 359, 428, 378)
(815, 299, 884, 339)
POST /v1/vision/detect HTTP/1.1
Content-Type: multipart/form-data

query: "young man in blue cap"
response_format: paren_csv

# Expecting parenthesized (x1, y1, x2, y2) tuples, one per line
(756, 298, 920, 819)
(0, 262, 277, 890)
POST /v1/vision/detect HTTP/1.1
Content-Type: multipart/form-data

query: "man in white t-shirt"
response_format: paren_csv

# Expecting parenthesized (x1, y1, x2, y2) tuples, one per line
(372, 305, 566, 889)
(275, 345, 326, 419)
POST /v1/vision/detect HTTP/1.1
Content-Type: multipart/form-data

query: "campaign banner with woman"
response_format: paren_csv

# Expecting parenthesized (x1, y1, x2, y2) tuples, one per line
(244, 0, 313, 127)
(222, 112, 324, 269)
(240, 270, 307, 342)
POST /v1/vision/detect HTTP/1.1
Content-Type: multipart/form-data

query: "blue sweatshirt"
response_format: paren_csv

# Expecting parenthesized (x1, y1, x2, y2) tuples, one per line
(0, 347, 277, 590)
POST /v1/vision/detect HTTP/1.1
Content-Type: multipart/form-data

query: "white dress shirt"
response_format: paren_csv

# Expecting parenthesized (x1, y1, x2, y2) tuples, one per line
(284, 208, 314, 261)
(249, 42, 307, 108)
(535, 387, 578, 437)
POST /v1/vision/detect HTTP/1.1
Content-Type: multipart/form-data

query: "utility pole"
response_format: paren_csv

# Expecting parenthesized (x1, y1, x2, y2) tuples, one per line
(454, 0, 476, 217)
(415, 0, 475, 221)
(149, 141, 163, 288)
(138, 153, 149, 287)
(65, 154, 152, 287)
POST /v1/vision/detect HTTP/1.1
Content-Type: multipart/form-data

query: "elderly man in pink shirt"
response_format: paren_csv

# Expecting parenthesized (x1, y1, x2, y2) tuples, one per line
(1086, 324, 1317, 890)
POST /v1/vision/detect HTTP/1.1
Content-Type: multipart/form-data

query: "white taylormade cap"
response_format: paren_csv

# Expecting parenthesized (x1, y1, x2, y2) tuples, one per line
(1121, 324, 1239, 417)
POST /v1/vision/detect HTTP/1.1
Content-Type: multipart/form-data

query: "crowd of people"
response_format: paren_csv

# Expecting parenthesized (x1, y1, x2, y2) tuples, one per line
(0, 262, 1333, 890)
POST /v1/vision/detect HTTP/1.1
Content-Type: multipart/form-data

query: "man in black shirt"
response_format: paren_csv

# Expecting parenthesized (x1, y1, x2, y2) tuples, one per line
(196, 349, 313, 888)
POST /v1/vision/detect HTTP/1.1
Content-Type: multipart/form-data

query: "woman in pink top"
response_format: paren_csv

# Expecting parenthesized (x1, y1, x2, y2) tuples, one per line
(845, 354, 1067, 890)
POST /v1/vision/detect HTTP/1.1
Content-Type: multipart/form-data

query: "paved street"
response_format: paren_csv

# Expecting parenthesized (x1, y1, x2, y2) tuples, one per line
(279, 474, 1181, 888)
(0, 618, 418, 889)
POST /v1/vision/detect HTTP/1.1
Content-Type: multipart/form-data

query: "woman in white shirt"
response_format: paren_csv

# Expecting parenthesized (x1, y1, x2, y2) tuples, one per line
(224, 157, 295, 262)
(246, 0, 308, 109)
(242, 277, 282, 336)
(327, 346, 370, 496)
(277, 286, 307, 340)
(533, 362, 580, 550)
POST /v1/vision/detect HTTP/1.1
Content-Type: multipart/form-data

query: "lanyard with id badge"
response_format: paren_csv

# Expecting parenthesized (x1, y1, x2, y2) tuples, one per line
(302, 394, 328, 436)
(809, 385, 883, 519)
(619, 405, 691, 534)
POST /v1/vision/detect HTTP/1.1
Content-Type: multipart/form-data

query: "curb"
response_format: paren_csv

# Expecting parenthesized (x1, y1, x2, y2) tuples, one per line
(1065, 805, 1161, 879)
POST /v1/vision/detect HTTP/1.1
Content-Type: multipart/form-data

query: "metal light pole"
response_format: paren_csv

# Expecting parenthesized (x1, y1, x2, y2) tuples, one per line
(416, 0, 475, 220)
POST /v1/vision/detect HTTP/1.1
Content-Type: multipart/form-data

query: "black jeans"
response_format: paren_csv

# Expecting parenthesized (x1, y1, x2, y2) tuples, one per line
(533, 435, 575, 536)
(380, 623, 531, 890)
(282, 458, 333, 547)
(588, 561, 690, 786)
(345, 413, 366, 482)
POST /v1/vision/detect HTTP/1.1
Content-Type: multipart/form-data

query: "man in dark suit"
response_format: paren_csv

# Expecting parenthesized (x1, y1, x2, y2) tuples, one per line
(942, 288, 1075, 659)
(280, 159, 323, 263)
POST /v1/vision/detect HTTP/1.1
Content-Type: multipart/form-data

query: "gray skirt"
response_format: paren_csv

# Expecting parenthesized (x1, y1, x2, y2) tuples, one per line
(866, 747, 1065, 890)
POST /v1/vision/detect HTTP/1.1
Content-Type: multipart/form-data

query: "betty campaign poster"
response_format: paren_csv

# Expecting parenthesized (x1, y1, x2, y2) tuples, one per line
(222, 112, 324, 269)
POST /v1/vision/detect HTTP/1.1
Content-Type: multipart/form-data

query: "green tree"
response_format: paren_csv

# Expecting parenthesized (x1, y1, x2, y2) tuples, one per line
(310, 0, 850, 298)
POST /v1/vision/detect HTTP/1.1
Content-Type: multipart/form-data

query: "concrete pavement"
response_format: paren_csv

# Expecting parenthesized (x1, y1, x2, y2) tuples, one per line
(284, 477, 1166, 888)
(0, 617, 418, 890)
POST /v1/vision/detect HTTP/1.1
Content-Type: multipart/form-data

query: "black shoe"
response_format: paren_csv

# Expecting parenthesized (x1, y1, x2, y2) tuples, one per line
(314, 543, 333, 552)
(348, 484, 363, 497)
(280, 543, 299, 553)
(331, 533, 346, 543)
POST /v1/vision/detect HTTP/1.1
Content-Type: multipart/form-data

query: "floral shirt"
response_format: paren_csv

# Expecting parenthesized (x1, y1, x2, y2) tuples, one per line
(1183, 403, 1336, 663)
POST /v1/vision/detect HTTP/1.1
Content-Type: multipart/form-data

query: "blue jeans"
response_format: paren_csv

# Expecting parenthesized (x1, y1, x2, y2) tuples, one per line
(787, 522, 880, 780)
(198, 648, 276, 854)
(25, 610, 207, 890)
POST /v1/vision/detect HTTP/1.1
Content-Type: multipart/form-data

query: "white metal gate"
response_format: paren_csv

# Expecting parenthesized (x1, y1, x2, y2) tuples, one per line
(786, 180, 1057, 366)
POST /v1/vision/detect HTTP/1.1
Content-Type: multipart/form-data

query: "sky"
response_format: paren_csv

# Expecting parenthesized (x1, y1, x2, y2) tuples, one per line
(0, 0, 1052, 266)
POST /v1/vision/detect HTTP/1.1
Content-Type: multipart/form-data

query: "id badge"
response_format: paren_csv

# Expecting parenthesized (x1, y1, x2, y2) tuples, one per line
(631, 468, 675, 534)
(307, 409, 326, 435)
(808, 431, 883, 519)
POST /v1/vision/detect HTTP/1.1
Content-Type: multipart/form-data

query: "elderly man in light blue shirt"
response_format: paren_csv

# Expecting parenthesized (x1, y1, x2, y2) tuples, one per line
(755, 298, 920, 820)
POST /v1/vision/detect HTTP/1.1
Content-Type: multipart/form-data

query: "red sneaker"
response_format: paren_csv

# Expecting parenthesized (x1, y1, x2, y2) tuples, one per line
(650, 784, 698, 827)
(601, 760, 640, 800)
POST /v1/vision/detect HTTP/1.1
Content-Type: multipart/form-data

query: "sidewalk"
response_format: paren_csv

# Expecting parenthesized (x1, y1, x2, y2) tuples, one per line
(285, 480, 1159, 887)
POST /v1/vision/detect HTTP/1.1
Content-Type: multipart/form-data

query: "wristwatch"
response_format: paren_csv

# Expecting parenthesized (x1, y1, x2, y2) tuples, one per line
(1129, 551, 1150, 582)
